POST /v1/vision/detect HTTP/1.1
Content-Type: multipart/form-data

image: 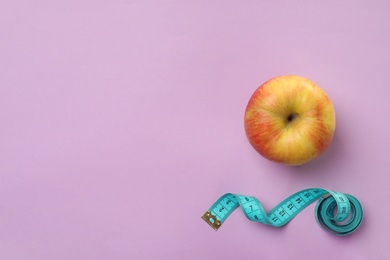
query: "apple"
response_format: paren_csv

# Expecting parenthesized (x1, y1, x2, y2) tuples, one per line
(244, 75, 336, 165)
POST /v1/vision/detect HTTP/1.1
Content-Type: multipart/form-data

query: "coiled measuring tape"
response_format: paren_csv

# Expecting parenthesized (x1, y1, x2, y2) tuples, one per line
(201, 188, 363, 236)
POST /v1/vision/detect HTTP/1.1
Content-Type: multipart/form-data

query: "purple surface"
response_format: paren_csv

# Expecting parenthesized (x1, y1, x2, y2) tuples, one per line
(1, 1, 389, 259)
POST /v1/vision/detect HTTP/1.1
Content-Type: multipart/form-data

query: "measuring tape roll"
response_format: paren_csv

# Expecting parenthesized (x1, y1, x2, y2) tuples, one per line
(201, 188, 363, 236)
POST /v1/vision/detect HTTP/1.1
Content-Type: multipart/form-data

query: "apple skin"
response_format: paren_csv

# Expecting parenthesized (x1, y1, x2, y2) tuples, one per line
(244, 75, 336, 166)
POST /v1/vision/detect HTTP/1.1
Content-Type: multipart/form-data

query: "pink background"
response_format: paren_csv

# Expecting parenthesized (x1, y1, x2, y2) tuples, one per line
(1, 1, 390, 259)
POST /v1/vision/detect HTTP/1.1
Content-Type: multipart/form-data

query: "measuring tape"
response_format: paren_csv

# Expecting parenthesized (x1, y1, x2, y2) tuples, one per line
(201, 188, 363, 236)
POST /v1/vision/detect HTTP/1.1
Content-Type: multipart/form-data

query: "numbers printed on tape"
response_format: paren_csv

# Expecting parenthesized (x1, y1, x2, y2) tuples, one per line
(201, 188, 363, 236)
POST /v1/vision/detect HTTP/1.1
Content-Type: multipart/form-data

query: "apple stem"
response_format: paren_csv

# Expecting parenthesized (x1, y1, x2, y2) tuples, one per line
(287, 113, 298, 122)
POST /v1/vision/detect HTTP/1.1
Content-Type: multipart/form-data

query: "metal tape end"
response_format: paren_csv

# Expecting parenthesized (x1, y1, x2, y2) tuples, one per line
(201, 211, 222, 231)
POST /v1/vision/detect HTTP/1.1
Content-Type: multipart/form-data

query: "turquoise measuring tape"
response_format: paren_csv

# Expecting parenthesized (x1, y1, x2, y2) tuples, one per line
(202, 188, 363, 236)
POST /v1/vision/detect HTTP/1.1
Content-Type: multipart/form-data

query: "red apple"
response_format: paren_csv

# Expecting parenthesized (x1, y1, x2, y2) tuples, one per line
(244, 75, 336, 165)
